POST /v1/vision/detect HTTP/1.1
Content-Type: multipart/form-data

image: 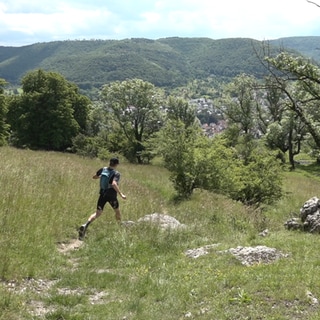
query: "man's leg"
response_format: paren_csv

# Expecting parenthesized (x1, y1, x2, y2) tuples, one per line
(79, 209, 103, 240)
(109, 199, 121, 222)
(114, 208, 121, 222)
(87, 208, 103, 223)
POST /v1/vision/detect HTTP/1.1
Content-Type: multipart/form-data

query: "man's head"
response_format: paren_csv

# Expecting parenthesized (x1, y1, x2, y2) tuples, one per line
(109, 157, 119, 167)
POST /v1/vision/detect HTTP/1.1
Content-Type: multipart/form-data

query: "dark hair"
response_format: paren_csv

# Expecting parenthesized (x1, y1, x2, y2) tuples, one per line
(110, 158, 119, 166)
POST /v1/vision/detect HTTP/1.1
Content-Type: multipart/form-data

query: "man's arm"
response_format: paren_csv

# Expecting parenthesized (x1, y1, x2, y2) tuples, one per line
(93, 168, 103, 179)
(112, 180, 126, 199)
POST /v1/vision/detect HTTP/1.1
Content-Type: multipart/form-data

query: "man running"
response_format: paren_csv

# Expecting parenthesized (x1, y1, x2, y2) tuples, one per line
(78, 157, 126, 240)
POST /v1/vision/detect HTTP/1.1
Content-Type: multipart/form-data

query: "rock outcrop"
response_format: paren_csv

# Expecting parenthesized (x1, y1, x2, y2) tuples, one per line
(285, 196, 320, 233)
(223, 246, 288, 266)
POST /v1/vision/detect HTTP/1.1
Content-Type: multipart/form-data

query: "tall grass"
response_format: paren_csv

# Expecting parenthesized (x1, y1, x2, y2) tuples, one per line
(1, 147, 320, 319)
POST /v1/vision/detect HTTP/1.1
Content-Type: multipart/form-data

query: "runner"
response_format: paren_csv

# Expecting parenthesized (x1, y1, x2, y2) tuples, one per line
(78, 157, 126, 240)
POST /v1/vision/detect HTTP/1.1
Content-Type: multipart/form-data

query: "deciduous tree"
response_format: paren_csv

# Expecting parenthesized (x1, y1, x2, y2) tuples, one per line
(265, 52, 320, 153)
(7, 69, 90, 150)
(218, 74, 260, 163)
(101, 78, 164, 163)
(166, 96, 198, 128)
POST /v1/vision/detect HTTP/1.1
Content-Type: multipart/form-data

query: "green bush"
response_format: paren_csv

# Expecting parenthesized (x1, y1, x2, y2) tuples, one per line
(72, 134, 107, 158)
(230, 148, 283, 205)
(155, 122, 283, 205)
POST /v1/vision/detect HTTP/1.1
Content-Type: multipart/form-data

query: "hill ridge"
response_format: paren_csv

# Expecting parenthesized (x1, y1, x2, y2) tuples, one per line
(0, 36, 318, 90)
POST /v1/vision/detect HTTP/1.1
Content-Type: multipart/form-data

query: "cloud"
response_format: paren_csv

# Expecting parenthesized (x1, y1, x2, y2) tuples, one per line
(0, 0, 320, 46)
(0, 2, 118, 44)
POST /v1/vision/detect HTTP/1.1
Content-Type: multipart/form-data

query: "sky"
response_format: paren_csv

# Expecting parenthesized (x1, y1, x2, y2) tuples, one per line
(1, 0, 320, 47)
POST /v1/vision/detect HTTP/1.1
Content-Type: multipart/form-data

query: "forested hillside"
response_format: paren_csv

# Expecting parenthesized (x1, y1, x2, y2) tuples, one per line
(1, 36, 315, 90)
(270, 36, 320, 62)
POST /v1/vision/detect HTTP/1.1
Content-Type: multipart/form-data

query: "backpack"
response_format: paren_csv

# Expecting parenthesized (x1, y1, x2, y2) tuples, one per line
(100, 167, 115, 191)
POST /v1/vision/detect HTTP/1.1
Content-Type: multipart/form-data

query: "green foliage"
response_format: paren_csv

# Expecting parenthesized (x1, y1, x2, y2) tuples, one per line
(0, 78, 9, 146)
(217, 74, 263, 165)
(194, 136, 283, 205)
(270, 36, 320, 62)
(166, 96, 198, 128)
(218, 73, 258, 135)
(101, 78, 164, 163)
(265, 121, 288, 151)
(71, 133, 107, 158)
(159, 37, 275, 79)
(154, 118, 283, 205)
(265, 52, 320, 156)
(152, 120, 199, 198)
(233, 147, 283, 205)
(265, 108, 306, 168)
(7, 69, 90, 150)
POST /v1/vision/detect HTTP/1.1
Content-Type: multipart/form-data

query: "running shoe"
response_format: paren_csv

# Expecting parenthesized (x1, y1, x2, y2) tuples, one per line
(78, 225, 86, 240)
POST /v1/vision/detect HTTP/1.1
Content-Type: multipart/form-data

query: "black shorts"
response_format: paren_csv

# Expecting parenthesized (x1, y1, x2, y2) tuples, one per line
(97, 189, 119, 210)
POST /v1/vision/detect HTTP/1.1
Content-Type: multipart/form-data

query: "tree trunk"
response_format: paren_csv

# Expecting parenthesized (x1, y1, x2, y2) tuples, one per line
(288, 127, 295, 170)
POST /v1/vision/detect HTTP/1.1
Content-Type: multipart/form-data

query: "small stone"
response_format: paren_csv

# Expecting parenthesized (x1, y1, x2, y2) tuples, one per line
(259, 229, 269, 237)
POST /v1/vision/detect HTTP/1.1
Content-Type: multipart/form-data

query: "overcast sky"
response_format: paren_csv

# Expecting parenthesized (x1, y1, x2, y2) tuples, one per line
(1, 0, 320, 47)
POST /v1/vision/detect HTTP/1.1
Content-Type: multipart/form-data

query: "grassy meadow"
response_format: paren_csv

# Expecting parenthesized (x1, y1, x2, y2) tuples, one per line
(1, 147, 320, 319)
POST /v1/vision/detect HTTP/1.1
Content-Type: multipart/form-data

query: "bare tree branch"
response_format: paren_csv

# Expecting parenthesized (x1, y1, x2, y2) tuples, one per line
(307, 0, 320, 8)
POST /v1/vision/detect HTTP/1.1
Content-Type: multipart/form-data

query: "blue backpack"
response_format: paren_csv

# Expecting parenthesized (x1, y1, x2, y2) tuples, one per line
(100, 167, 115, 191)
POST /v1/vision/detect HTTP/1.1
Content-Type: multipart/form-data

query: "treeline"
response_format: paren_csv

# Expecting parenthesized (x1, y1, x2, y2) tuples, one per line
(2, 48, 320, 206)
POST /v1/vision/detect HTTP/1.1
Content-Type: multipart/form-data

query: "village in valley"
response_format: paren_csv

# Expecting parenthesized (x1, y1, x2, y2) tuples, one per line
(190, 97, 228, 137)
